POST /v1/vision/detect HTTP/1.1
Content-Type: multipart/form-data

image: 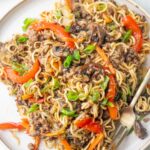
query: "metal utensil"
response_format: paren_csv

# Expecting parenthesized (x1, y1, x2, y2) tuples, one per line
(109, 69, 150, 149)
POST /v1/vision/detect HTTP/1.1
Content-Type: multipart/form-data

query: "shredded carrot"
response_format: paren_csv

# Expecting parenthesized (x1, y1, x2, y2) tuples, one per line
(108, 104, 119, 120)
(65, 0, 74, 11)
(103, 14, 112, 24)
(96, 46, 115, 75)
(61, 138, 72, 150)
(21, 118, 29, 129)
(22, 94, 33, 100)
(33, 136, 40, 150)
(43, 130, 64, 137)
(88, 133, 104, 150)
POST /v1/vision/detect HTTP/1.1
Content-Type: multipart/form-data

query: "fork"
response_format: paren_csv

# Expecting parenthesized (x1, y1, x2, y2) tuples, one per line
(109, 69, 150, 150)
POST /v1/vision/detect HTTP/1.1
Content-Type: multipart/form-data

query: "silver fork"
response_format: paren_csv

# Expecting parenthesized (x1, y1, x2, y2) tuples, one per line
(109, 69, 150, 150)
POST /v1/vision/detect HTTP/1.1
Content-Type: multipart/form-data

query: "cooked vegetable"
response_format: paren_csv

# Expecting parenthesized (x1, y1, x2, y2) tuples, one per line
(52, 78, 60, 90)
(31, 21, 75, 49)
(55, 10, 62, 19)
(61, 108, 77, 117)
(67, 91, 79, 101)
(103, 14, 112, 24)
(97, 3, 107, 12)
(100, 76, 109, 90)
(33, 136, 40, 150)
(65, 25, 71, 32)
(61, 138, 72, 150)
(28, 104, 39, 113)
(22, 94, 33, 100)
(92, 91, 100, 102)
(5, 59, 40, 84)
(85, 122, 102, 134)
(22, 18, 36, 31)
(65, 0, 74, 11)
(12, 62, 28, 75)
(107, 101, 114, 107)
(122, 30, 132, 42)
(75, 117, 102, 134)
(101, 98, 108, 106)
(108, 104, 119, 120)
(0, 122, 25, 131)
(84, 45, 96, 54)
(63, 55, 73, 68)
(73, 50, 80, 60)
(122, 15, 143, 52)
(96, 46, 115, 75)
(106, 75, 116, 102)
(17, 36, 28, 44)
(75, 118, 92, 128)
(88, 133, 104, 150)
(24, 79, 33, 88)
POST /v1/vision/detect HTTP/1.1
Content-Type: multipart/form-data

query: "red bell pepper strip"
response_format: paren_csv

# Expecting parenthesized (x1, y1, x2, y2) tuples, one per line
(31, 21, 75, 49)
(84, 122, 102, 134)
(75, 118, 102, 134)
(122, 15, 143, 52)
(5, 59, 40, 84)
(74, 118, 92, 128)
(0, 123, 25, 131)
(33, 136, 40, 150)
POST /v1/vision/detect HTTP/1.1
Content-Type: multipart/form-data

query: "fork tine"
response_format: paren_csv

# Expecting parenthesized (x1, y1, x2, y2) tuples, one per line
(108, 125, 127, 150)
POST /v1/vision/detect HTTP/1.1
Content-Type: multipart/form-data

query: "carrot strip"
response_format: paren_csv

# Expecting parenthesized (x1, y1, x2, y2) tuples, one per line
(33, 136, 40, 150)
(96, 46, 115, 75)
(65, 0, 74, 11)
(61, 139, 72, 150)
(108, 104, 119, 120)
(88, 133, 104, 150)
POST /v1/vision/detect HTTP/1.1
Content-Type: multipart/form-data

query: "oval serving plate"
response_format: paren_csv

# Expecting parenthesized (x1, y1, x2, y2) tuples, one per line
(0, 0, 149, 150)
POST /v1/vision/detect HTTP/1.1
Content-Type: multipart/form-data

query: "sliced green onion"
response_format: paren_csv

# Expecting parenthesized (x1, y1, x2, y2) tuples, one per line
(52, 78, 60, 90)
(107, 101, 114, 107)
(28, 104, 39, 113)
(108, 23, 117, 31)
(55, 10, 62, 19)
(17, 36, 28, 44)
(100, 76, 109, 91)
(122, 30, 132, 42)
(65, 25, 71, 32)
(92, 91, 100, 102)
(84, 45, 96, 54)
(12, 62, 28, 75)
(61, 108, 77, 117)
(63, 55, 73, 68)
(101, 98, 108, 105)
(67, 91, 79, 101)
(97, 3, 107, 12)
(24, 79, 33, 88)
(127, 85, 131, 96)
(73, 50, 80, 61)
(22, 18, 36, 32)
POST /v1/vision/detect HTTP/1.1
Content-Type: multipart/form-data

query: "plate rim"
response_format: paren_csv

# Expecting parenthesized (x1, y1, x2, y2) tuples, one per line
(0, 0, 150, 150)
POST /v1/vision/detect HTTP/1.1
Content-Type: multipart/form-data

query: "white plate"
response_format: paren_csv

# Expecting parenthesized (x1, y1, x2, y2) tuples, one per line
(0, 0, 150, 150)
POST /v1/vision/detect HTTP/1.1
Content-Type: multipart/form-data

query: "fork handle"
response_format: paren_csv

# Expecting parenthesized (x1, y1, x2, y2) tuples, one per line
(109, 126, 128, 150)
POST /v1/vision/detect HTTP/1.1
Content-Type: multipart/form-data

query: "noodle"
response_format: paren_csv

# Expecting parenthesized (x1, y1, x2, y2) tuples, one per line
(0, 0, 149, 150)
